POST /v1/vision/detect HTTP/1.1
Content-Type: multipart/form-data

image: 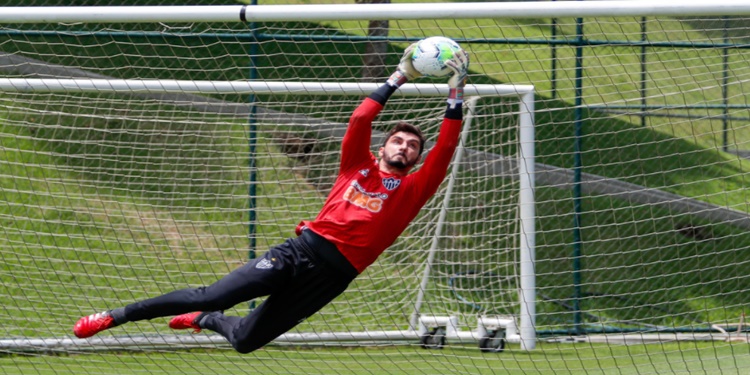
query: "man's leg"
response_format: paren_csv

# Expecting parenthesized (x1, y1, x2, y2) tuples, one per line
(200, 264, 352, 354)
(120, 242, 300, 322)
(74, 239, 298, 338)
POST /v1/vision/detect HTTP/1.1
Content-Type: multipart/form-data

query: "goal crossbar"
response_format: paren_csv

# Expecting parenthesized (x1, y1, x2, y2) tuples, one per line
(0, 79, 533, 97)
(2, 1, 750, 24)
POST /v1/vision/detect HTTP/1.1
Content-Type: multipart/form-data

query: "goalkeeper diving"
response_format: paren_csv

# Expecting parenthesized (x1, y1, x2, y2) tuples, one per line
(74, 44, 470, 354)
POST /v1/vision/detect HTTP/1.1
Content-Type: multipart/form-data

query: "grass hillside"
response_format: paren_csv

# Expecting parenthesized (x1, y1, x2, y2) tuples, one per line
(1, 1, 749, 336)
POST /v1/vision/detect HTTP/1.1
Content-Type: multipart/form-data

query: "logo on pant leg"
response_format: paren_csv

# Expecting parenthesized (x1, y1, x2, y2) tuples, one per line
(255, 258, 274, 269)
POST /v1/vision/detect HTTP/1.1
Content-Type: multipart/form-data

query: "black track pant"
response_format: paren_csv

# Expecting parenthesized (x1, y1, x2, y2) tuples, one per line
(120, 232, 356, 353)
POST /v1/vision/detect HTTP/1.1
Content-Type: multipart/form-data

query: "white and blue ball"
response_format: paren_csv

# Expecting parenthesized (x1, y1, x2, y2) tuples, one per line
(411, 36, 463, 77)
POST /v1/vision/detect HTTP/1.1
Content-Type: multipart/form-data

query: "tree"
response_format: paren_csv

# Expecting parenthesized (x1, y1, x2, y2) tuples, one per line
(356, 0, 390, 81)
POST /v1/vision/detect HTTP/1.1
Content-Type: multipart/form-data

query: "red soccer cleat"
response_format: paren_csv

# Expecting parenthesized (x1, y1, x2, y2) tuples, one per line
(73, 311, 116, 339)
(169, 312, 203, 333)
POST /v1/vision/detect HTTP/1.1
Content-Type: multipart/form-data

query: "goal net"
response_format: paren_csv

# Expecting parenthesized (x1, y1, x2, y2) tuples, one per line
(0, 27, 536, 353)
(0, 79, 534, 342)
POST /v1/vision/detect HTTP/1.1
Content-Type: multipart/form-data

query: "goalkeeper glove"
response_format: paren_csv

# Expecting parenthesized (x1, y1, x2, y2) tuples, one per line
(445, 49, 470, 108)
(387, 42, 422, 88)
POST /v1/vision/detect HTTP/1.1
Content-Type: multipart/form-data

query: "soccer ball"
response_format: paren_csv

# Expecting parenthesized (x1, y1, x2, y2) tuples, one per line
(411, 36, 463, 77)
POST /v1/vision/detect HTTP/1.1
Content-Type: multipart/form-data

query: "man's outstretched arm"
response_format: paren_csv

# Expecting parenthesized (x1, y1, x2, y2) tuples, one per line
(340, 44, 422, 171)
(416, 49, 470, 194)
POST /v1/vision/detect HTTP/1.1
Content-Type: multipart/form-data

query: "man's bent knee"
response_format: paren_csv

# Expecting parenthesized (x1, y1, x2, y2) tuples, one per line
(231, 327, 272, 354)
(232, 340, 263, 354)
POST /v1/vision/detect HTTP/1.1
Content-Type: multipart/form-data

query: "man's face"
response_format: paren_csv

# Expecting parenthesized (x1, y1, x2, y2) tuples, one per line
(378, 131, 422, 171)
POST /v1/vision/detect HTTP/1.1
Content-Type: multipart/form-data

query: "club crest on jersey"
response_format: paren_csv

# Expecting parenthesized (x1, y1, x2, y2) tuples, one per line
(382, 177, 401, 191)
(359, 169, 369, 177)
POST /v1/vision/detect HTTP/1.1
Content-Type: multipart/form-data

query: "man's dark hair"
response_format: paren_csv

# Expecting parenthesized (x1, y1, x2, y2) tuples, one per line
(382, 122, 427, 155)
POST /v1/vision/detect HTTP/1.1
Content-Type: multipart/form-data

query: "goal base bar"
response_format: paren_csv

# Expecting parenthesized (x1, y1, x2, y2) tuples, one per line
(0, 329, 519, 352)
(0, 315, 524, 352)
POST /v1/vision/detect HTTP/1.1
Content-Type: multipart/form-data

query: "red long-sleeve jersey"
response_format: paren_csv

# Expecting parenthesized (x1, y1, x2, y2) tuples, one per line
(300, 98, 462, 273)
